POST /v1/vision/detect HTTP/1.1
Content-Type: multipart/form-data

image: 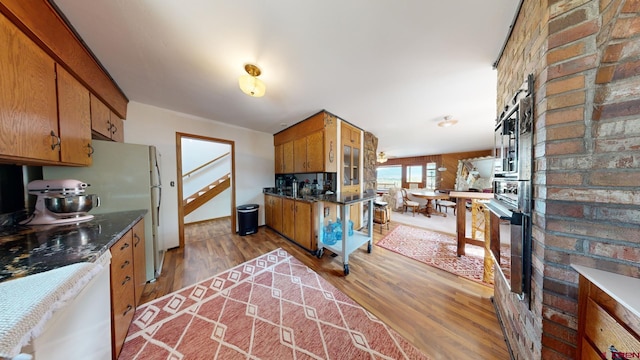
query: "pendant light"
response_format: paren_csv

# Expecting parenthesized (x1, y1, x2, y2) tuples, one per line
(238, 64, 266, 97)
(377, 152, 388, 163)
(438, 115, 458, 127)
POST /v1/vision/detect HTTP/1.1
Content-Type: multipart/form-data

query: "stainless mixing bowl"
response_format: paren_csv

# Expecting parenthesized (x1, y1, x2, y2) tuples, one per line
(45, 194, 100, 215)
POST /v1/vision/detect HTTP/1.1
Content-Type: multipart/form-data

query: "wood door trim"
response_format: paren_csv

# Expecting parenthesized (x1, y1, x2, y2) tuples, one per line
(176, 132, 236, 248)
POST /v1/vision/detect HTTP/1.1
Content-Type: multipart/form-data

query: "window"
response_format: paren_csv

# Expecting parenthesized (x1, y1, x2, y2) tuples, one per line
(426, 162, 437, 189)
(406, 165, 422, 184)
(376, 165, 401, 191)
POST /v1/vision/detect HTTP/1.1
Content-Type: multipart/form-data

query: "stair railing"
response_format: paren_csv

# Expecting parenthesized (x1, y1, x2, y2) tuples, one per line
(183, 152, 230, 178)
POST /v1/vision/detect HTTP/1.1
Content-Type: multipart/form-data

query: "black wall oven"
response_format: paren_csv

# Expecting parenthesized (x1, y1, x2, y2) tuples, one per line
(487, 74, 534, 300)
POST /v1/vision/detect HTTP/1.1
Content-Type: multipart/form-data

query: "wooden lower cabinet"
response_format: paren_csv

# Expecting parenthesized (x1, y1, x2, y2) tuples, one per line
(132, 219, 146, 307)
(266, 195, 316, 252)
(576, 267, 640, 360)
(264, 194, 283, 234)
(294, 201, 314, 250)
(282, 198, 295, 240)
(110, 219, 146, 359)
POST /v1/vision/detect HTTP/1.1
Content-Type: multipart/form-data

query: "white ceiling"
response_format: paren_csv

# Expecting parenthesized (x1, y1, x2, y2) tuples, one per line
(52, 0, 520, 158)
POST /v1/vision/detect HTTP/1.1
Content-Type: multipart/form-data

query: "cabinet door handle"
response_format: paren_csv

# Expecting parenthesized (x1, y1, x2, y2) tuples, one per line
(87, 143, 94, 157)
(123, 304, 133, 316)
(134, 233, 141, 246)
(111, 123, 118, 135)
(122, 275, 131, 286)
(50, 130, 61, 150)
(106, 120, 113, 131)
(120, 242, 130, 250)
(120, 260, 130, 269)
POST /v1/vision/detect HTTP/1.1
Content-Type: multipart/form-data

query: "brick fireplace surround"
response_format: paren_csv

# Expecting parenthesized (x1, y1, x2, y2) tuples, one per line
(494, 0, 640, 358)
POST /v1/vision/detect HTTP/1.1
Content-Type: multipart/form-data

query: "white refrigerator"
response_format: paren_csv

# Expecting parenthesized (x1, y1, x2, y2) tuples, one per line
(43, 140, 163, 281)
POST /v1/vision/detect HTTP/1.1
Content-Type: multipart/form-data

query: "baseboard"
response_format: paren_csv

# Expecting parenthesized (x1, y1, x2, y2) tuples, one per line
(185, 215, 231, 226)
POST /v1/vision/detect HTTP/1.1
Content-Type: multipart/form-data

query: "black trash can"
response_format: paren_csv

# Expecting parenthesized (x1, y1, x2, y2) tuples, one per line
(237, 204, 259, 236)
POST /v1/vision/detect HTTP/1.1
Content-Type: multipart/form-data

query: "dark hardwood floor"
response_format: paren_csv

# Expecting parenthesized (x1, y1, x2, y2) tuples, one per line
(140, 217, 510, 360)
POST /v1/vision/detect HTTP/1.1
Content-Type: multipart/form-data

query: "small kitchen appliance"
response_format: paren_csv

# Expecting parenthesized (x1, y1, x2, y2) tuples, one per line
(21, 179, 99, 225)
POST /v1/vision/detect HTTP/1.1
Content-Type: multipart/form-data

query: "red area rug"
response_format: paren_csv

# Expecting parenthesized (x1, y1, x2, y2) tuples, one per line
(376, 225, 510, 286)
(119, 248, 428, 359)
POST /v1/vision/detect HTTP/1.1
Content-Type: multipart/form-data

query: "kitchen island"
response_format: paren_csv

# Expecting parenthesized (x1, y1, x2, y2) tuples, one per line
(315, 192, 375, 275)
(263, 190, 376, 275)
(0, 210, 146, 359)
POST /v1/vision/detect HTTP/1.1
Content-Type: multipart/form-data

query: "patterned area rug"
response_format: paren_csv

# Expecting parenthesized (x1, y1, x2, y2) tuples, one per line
(376, 225, 510, 286)
(119, 248, 428, 359)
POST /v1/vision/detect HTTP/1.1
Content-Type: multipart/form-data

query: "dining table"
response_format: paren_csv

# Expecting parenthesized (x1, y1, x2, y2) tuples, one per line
(410, 190, 450, 217)
(448, 191, 494, 255)
(449, 191, 495, 283)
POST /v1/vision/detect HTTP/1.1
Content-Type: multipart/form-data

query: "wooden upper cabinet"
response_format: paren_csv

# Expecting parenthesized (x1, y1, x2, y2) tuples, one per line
(0, 13, 58, 162)
(90, 94, 124, 142)
(293, 137, 307, 173)
(90, 94, 112, 139)
(341, 122, 362, 188)
(294, 131, 324, 173)
(273, 111, 338, 174)
(306, 131, 324, 172)
(110, 112, 124, 143)
(56, 64, 92, 165)
(274, 144, 284, 174)
(283, 141, 294, 173)
(275, 142, 294, 174)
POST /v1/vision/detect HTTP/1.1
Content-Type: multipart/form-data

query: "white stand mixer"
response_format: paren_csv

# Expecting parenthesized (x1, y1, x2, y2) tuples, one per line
(21, 179, 99, 225)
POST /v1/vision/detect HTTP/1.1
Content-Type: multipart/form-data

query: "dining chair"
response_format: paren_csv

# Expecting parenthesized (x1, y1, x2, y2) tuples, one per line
(400, 189, 420, 216)
(435, 189, 457, 215)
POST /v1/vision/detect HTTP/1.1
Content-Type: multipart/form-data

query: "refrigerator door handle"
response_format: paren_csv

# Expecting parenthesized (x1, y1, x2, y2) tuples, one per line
(157, 186, 162, 225)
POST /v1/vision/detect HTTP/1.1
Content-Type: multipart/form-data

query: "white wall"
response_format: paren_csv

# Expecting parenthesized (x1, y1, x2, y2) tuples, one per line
(124, 101, 274, 250)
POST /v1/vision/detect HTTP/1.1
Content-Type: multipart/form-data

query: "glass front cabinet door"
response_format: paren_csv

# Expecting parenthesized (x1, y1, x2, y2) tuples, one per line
(341, 122, 361, 187)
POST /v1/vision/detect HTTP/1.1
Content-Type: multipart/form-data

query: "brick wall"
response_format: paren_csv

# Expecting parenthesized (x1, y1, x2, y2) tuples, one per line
(495, 0, 640, 359)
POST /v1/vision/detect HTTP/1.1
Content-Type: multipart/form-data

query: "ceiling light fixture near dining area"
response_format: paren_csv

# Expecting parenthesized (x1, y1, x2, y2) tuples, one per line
(238, 64, 266, 97)
(438, 115, 458, 127)
(377, 151, 388, 163)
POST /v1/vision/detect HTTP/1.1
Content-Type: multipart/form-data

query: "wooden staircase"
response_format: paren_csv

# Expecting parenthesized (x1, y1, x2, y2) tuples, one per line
(183, 173, 231, 216)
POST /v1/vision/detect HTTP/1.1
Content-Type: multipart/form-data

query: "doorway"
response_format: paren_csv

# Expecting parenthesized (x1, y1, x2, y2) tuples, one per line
(176, 132, 236, 248)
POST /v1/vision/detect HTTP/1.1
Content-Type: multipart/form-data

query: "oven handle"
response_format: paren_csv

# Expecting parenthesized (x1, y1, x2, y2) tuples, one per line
(486, 200, 513, 219)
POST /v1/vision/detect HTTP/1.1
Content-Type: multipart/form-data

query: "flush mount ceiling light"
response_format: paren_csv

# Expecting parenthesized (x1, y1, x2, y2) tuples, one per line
(437, 115, 458, 128)
(238, 64, 266, 97)
(377, 151, 388, 163)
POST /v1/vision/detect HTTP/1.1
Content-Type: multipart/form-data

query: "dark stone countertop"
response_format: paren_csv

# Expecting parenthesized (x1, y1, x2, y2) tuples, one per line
(263, 190, 376, 205)
(0, 210, 146, 283)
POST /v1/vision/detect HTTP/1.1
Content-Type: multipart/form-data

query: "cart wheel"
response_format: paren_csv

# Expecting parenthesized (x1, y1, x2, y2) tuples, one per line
(316, 248, 324, 259)
(343, 264, 350, 275)
(367, 243, 372, 253)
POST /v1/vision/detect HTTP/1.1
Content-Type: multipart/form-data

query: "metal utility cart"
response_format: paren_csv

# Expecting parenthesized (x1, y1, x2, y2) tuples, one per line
(315, 192, 375, 275)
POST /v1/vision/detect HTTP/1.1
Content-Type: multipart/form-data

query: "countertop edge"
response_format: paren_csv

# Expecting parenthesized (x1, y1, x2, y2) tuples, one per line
(264, 191, 376, 205)
(0, 209, 147, 283)
(571, 264, 640, 319)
